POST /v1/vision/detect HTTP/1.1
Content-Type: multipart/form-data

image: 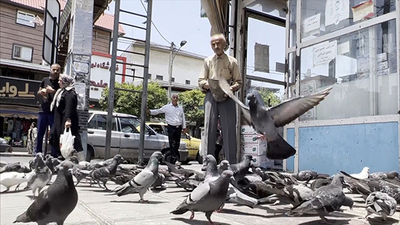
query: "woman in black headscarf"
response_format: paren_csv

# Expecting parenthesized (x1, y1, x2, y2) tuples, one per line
(50, 74, 83, 159)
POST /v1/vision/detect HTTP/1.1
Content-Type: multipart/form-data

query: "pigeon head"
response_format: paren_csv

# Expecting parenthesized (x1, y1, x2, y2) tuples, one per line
(32, 153, 46, 169)
(69, 155, 79, 164)
(202, 155, 217, 170)
(387, 171, 399, 179)
(113, 154, 125, 164)
(331, 175, 346, 187)
(55, 160, 75, 174)
(221, 170, 233, 178)
(150, 151, 163, 163)
(247, 90, 265, 108)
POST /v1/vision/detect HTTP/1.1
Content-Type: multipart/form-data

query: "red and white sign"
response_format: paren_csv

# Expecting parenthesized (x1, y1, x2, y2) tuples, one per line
(90, 51, 126, 100)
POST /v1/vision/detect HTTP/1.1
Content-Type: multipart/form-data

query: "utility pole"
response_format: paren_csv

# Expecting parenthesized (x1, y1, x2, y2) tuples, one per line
(64, 0, 94, 161)
(167, 40, 187, 98)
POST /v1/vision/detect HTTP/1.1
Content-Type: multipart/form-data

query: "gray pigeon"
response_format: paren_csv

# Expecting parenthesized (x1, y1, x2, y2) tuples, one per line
(217, 160, 230, 175)
(246, 87, 331, 159)
(203, 155, 218, 180)
(114, 151, 163, 202)
(171, 170, 233, 224)
(0, 162, 31, 174)
(365, 191, 397, 221)
(14, 160, 78, 225)
(27, 153, 52, 197)
(90, 154, 125, 190)
(290, 175, 353, 223)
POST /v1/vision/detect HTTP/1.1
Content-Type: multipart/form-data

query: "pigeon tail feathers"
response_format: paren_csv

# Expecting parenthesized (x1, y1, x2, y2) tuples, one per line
(267, 135, 296, 159)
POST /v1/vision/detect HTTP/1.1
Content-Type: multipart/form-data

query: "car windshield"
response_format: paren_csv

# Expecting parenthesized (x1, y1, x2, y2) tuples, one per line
(120, 117, 154, 134)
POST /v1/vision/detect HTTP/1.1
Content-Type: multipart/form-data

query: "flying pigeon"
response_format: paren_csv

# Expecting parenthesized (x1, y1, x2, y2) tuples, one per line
(365, 191, 397, 221)
(289, 175, 353, 223)
(14, 160, 78, 225)
(171, 170, 233, 224)
(114, 151, 163, 202)
(27, 153, 52, 197)
(246, 87, 331, 160)
(89, 154, 125, 190)
(0, 171, 31, 192)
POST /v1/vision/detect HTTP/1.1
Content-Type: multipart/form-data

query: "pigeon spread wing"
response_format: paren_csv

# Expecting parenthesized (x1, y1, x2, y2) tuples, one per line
(15, 190, 51, 223)
(268, 87, 332, 127)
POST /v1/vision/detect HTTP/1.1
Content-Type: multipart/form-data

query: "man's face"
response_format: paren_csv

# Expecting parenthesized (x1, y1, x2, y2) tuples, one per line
(171, 95, 179, 106)
(50, 65, 61, 78)
(211, 37, 226, 56)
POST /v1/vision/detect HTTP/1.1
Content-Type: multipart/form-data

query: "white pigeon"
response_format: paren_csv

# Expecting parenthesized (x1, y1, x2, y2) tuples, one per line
(0, 171, 31, 192)
(350, 167, 369, 180)
(114, 151, 163, 202)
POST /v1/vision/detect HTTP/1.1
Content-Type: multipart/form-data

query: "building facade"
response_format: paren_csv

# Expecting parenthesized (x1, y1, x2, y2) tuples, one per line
(122, 42, 205, 95)
(0, 0, 115, 144)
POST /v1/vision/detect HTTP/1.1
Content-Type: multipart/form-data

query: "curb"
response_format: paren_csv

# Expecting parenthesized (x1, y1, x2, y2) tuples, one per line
(0, 152, 33, 157)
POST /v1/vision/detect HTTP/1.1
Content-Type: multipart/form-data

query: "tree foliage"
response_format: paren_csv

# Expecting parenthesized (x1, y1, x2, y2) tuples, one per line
(178, 89, 205, 128)
(99, 81, 168, 119)
(258, 88, 281, 107)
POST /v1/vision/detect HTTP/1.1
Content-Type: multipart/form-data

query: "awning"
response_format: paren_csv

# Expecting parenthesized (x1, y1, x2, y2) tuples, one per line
(0, 105, 39, 120)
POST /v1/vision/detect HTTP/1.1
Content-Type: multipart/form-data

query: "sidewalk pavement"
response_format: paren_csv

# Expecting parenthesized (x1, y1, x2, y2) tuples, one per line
(1, 159, 399, 224)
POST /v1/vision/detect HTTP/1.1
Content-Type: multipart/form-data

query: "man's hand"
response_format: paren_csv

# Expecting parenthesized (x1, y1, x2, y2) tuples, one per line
(230, 85, 239, 92)
(65, 119, 72, 128)
(39, 88, 47, 96)
(182, 128, 188, 133)
(46, 86, 55, 94)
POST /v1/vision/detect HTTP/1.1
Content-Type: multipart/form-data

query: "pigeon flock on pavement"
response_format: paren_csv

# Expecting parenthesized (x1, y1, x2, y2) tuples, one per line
(1, 88, 399, 224)
(2, 153, 400, 224)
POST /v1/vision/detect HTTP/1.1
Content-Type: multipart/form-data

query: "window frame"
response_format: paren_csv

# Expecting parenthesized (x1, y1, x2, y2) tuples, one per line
(12, 44, 33, 62)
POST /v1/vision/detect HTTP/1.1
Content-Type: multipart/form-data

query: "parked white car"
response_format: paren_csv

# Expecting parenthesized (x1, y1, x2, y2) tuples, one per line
(86, 110, 188, 162)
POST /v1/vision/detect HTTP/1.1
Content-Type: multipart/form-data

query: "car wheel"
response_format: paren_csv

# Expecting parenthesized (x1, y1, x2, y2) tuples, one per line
(86, 145, 94, 162)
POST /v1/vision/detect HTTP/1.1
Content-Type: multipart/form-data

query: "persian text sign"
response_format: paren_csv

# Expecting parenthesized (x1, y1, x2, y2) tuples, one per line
(313, 41, 337, 66)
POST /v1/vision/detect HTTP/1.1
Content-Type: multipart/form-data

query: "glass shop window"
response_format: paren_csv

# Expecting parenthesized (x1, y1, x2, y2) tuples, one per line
(298, 20, 397, 120)
(300, 0, 395, 42)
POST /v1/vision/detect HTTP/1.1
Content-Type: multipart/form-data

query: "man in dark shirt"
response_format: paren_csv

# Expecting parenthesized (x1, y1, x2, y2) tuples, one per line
(35, 64, 60, 155)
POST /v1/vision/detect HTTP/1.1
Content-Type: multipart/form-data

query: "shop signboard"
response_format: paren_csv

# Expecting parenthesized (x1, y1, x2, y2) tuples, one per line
(0, 76, 41, 107)
(89, 51, 126, 100)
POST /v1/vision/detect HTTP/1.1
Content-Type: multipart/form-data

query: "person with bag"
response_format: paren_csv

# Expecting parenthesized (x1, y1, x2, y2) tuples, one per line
(50, 74, 84, 160)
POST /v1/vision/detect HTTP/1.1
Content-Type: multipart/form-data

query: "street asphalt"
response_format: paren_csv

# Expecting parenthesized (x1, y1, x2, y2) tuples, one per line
(1, 151, 399, 225)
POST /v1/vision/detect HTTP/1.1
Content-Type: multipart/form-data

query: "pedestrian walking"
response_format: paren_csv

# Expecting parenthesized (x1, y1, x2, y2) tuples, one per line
(149, 94, 187, 163)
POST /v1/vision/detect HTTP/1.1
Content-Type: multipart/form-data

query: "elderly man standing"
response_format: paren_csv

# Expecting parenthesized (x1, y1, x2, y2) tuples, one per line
(198, 33, 242, 163)
(150, 94, 187, 163)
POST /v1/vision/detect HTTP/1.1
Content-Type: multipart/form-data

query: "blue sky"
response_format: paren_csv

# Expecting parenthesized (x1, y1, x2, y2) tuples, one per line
(107, 0, 213, 57)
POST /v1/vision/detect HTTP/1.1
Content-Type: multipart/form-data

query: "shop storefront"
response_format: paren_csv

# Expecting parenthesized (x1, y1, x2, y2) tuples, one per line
(0, 76, 41, 146)
(283, 0, 400, 174)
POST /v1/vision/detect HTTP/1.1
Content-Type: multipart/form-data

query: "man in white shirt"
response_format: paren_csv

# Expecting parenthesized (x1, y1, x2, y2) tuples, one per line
(150, 94, 186, 163)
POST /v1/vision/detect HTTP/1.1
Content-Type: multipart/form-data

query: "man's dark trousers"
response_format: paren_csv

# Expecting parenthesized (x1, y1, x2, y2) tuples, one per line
(36, 111, 55, 155)
(167, 124, 182, 163)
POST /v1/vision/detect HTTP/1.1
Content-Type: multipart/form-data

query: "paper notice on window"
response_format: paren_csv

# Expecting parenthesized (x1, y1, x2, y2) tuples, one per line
(303, 14, 320, 34)
(325, 0, 349, 26)
(313, 41, 337, 66)
(352, 0, 374, 22)
(74, 83, 87, 110)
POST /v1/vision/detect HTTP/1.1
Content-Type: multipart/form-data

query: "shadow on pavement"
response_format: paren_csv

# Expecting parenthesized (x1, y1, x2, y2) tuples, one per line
(171, 217, 230, 225)
(367, 217, 399, 225)
(110, 200, 167, 204)
(299, 219, 351, 225)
